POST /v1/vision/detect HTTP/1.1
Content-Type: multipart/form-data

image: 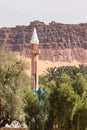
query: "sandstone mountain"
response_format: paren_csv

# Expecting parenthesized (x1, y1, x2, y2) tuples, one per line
(0, 20, 87, 66)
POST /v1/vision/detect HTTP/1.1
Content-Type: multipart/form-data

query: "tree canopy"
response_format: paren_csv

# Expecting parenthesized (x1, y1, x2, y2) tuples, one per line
(38, 65, 87, 130)
(0, 50, 87, 130)
(0, 51, 31, 124)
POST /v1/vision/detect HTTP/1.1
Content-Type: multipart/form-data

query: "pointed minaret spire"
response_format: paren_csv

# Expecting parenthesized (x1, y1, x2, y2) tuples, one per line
(31, 28, 39, 44)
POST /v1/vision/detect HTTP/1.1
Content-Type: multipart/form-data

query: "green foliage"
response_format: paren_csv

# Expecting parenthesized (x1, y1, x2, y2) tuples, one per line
(0, 51, 31, 122)
(49, 74, 75, 129)
(39, 65, 87, 130)
(24, 88, 48, 130)
(24, 89, 41, 119)
(73, 73, 87, 96)
(1, 49, 87, 130)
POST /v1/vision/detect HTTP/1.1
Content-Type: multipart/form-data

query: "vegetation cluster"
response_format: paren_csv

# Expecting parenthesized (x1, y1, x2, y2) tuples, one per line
(0, 50, 87, 130)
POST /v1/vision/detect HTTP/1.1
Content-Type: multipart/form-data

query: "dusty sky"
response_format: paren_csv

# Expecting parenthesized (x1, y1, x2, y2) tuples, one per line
(0, 0, 87, 27)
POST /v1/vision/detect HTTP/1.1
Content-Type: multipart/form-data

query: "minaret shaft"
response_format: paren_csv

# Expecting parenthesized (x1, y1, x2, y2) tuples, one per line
(31, 53, 38, 90)
(31, 28, 39, 91)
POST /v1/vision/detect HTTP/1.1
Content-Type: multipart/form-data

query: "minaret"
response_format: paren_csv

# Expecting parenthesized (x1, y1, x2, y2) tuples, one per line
(31, 28, 39, 91)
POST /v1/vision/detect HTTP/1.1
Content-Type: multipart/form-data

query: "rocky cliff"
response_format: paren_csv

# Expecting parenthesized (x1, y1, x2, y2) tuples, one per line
(0, 20, 87, 63)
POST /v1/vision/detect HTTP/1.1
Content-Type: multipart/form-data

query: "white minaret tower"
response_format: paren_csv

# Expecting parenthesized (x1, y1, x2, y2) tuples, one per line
(31, 28, 39, 91)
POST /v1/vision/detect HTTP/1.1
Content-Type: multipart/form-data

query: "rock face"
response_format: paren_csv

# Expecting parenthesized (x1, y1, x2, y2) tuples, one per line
(0, 20, 87, 63)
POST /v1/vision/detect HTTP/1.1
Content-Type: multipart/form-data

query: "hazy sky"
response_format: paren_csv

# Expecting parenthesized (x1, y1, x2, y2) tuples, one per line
(0, 0, 87, 27)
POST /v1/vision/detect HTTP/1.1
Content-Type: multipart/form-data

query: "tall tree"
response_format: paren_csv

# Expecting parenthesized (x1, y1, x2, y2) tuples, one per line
(0, 51, 31, 123)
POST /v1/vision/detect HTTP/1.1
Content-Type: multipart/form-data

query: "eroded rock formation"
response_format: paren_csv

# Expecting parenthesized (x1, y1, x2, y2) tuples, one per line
(0, 20, 87, 63)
